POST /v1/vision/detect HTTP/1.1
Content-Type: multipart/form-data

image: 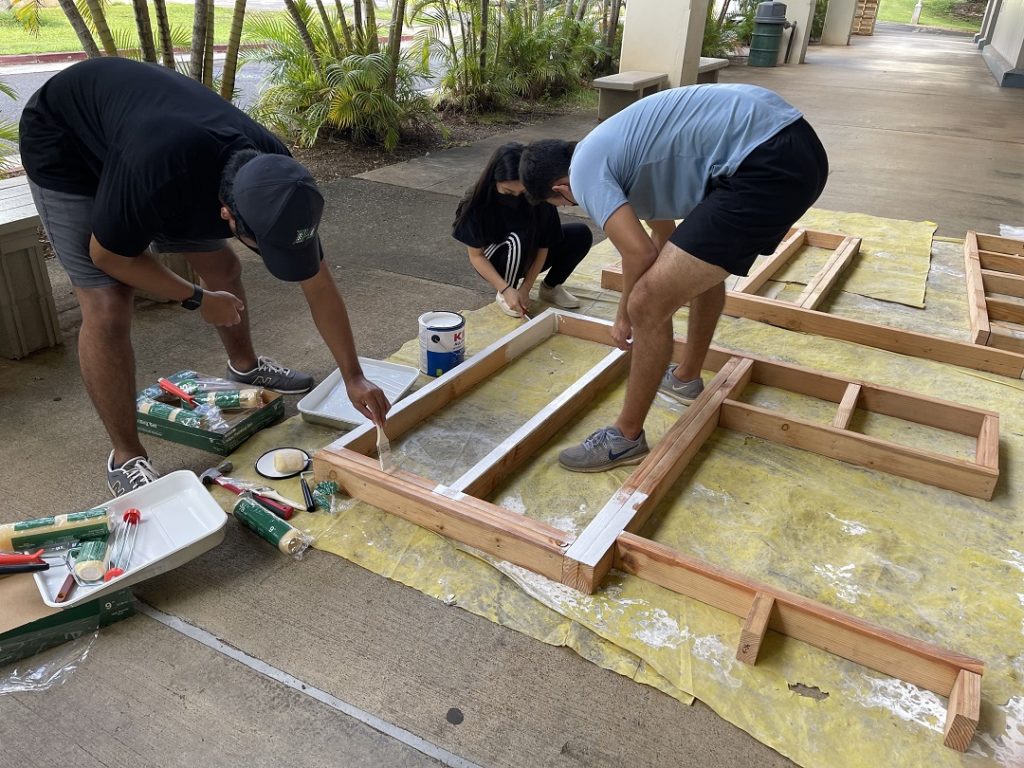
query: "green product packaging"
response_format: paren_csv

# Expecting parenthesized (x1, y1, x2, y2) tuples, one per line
(0, 507, 111, 551)
(232, 496, 311, 557)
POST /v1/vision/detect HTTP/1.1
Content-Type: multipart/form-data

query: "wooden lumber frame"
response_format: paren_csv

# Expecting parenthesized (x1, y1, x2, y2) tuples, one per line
(965, 231, 1024, 354)
(313, 310, 989, 750)
(733, 227, 862, 311)
(601, 262, 1024, 378)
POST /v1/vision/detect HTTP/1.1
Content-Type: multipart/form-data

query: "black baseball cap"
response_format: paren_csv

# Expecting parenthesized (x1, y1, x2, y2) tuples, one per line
(233, 154, 325, 282)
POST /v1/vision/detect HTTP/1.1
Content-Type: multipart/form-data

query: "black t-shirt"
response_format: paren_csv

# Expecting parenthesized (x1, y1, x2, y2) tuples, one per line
(452, 192, 563, 255)
(19, 57, 289, 257)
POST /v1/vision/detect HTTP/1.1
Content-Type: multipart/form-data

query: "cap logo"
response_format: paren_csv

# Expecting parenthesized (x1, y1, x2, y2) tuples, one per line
(293, 226, 317, 245)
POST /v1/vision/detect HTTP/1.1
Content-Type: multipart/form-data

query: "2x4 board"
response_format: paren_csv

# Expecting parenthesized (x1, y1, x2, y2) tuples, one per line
(964, 231, 1024, 353)
(313, 309, 994, 751)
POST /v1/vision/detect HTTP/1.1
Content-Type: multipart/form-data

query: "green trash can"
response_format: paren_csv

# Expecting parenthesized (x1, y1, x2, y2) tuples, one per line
(749, 1, 787, 67)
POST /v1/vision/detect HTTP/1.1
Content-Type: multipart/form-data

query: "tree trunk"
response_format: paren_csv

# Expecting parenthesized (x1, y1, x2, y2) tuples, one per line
(536, 0, 544, 25)
(202, 0, 215, 85)
(364, 0, 379, 52)
(83, 0, 118, 55)
(314, 0, 342, 57)
(221, 0, 247, 97)
(386, 0, 407, 94)
(152, 0, 176, 66)
(284, 0, 323, 71)
(334, 0, 354, 49)
(575, 0, 588, 21)
(565, 0, 574, 17)
(190, 0, 208, 80)
(56, 0, 100, 56)
(132, 0, 158, 62)
(479, 0, 488, 74)
(602, 0, 620, 70)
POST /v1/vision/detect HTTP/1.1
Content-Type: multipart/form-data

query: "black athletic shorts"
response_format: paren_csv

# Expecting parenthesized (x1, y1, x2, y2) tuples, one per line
(669, 117, 829, 276)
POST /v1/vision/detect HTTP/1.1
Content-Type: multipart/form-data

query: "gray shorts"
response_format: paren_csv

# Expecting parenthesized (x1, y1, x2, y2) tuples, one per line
(28, 180, 228, 288)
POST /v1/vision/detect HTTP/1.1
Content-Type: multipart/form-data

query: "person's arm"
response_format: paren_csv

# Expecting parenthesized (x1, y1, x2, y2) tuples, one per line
(89, 235, 243, 326)
(646, 220, 677, 253)
(300, 260, 390, 426)
(517, 247, 546, 314)
(467, 246, 527, 317)
(603, 204, 661, 349)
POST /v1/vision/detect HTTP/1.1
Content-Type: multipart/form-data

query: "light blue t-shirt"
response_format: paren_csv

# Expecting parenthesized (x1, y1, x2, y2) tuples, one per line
(569, 84, 802, 227)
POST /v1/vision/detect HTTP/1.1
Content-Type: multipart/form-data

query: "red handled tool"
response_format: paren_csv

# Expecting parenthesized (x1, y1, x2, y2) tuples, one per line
(158, 377, 200, 409)
(199, 462, 294, 520)
(0, 549, 50, 575)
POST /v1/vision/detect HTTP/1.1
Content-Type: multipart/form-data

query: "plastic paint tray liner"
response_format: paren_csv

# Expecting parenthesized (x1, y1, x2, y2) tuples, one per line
(298, 357, 420, 429)
(34, 471, 227, 609)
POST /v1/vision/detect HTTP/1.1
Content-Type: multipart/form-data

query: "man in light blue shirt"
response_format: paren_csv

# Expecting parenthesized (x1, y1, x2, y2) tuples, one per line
(520, 84, 828, 472)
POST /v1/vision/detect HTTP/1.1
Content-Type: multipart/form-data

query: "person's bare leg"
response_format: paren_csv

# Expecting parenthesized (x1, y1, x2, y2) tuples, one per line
(75, 283, 147, 465)
(185, 246, 257, 371)
(673, 281, 725, 382)
(615, 243, 728, 440)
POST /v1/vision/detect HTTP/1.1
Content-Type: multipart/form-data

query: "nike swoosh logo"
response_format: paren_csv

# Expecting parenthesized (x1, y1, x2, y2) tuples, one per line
(608, 447, 635, 461)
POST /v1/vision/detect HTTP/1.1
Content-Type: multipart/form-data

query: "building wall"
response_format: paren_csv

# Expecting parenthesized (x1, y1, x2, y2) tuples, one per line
(988, 0, 1024, 71)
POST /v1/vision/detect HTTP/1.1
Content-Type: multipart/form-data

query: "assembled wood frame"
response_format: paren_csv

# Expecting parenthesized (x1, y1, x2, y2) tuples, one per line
(964, 231, 1024, 353)
(314, 309, 992, 751)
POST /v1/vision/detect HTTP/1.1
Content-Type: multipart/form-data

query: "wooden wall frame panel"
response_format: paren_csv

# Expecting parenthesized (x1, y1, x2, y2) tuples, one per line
(600, 262, 1024, 378)
(313, 309, 989, 751)
(795, 236, 860, 310)
(966, 231, 1024, 354)
(735, 227, 807, 295)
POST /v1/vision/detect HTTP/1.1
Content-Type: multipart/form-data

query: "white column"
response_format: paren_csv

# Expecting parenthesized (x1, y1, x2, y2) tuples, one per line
(822, 0, 857, 45)
(619, 0, 711, 87)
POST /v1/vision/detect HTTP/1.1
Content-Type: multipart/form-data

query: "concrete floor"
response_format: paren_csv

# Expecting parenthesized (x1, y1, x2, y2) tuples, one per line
(1, 24, 1022, 768)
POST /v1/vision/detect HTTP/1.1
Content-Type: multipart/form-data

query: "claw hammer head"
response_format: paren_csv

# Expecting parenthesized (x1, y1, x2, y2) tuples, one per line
(199, 460, 234, 486)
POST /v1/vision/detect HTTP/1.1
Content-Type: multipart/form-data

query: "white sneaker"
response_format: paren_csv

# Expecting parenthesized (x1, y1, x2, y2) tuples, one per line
(495, 291, 521, 317)
(539, 282, 580, 308)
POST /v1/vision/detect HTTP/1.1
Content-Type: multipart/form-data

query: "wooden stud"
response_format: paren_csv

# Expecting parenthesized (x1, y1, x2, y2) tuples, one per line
(976, 233, 1024, 256)
(734, 228, 807, 295)
(987, 327, 1024, 354)
(804, 230, 848, 249)
(452, 348, 628, 499)
(985, 297, 1024, 326)
(976, 414, 1000, 470)
(943, 670, 981, 752)
(601, 262, 1024, 378)
(562, 358, 752, 591)
(796, 236, 861, 310)
(718, 401, 998, 499)
(832, 383, 861, 430)
(980, 268, 1024, 299)
(313, 448, 571, 581)
(614, 533, 984, 699)
(964, 232, 991, 345)
(736, 592, 775, 665)
(978, 249, 1024, 276)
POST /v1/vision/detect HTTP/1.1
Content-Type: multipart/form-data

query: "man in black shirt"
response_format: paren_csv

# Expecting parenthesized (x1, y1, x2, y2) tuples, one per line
(20, 57, 389, 496)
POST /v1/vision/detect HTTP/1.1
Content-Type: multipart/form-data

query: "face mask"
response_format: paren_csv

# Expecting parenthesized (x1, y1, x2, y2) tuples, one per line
(496, 193, 522, 208)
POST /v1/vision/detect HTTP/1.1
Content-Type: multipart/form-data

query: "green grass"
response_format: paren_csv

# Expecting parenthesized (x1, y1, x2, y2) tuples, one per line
(0, 3, 286, 55)
(876, 0, 982, 32)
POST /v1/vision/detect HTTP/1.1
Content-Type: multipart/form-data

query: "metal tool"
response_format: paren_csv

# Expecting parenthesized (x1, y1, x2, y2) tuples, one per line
(299, 472, 315, 512)
(104, 508, 142, 582)
(199, 461, 295, 520)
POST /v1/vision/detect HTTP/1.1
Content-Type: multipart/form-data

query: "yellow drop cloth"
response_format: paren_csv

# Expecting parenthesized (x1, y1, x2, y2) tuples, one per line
(223, 212, 1023, 768)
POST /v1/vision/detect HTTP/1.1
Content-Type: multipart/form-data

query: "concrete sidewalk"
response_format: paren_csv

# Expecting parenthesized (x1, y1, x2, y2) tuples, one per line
(1, 24, 1022, 768)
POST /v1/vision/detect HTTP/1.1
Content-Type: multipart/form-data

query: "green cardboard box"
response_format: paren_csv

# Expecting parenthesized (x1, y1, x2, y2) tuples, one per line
(0, 576, 136, 668)
(135, 369, 284, 455)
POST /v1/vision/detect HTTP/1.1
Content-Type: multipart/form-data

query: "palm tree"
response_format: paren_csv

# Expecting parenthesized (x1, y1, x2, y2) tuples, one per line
(283, 0, 323, 71)
(313, 0, 343, 57)
(386, 0, 408, 93)
(334, 0, 355, 48)
(152, 0, 177, 66)
(190, 0, 209, 80)
(364, 0, 380, 51)
(221, 0, 248, 97)
(55, 0, 101, 56)
(0, 80, 19, 179)
(203, 0, 216, 85)
(131, 0, 159, 62)
(82, 0, 119, 55)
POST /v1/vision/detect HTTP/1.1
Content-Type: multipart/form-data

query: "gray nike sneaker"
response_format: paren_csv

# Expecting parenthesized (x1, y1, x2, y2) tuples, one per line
(107, 451, 160, 497)
(227, 355, 314, 394)
(658, 365, 704, 404)
(558, 426, 649, 473)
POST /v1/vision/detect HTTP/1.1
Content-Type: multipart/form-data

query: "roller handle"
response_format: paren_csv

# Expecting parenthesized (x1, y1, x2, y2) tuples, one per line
(214, 478, 293, 519)
(158, 377, 199, 408)
(0, 548, 46, 565)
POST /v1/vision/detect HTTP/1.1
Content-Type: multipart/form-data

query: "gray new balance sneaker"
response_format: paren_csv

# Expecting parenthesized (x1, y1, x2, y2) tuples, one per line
(107, 451, 160, 497)
(227, 355, 314, 394)
(658, 365, 704, 404)
(558, 426, 649, 473)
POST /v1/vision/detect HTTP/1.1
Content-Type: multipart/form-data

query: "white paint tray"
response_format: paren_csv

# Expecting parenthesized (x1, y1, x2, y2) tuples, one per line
(34, 471, 228, 609)
(298, 357, 420, 429)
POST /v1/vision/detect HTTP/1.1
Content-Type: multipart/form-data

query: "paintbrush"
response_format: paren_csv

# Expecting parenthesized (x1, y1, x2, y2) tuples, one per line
(377, 424, 394, 473)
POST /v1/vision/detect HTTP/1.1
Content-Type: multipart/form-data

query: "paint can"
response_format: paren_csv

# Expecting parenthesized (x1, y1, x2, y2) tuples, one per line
(418, 311, 465, 377)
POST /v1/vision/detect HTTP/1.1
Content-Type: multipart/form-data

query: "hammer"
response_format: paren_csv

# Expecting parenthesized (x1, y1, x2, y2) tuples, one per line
(199, 461, 294, 520)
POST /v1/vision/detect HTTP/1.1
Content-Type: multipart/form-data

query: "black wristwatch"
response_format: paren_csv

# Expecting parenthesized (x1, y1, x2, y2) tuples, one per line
(181, 284, 204, 311)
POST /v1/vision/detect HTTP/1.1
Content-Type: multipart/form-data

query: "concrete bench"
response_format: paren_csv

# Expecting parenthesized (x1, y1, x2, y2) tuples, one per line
(698, 56, 730, 83)
(0, 175, 61, 359)
(592, 70, 669, 120)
